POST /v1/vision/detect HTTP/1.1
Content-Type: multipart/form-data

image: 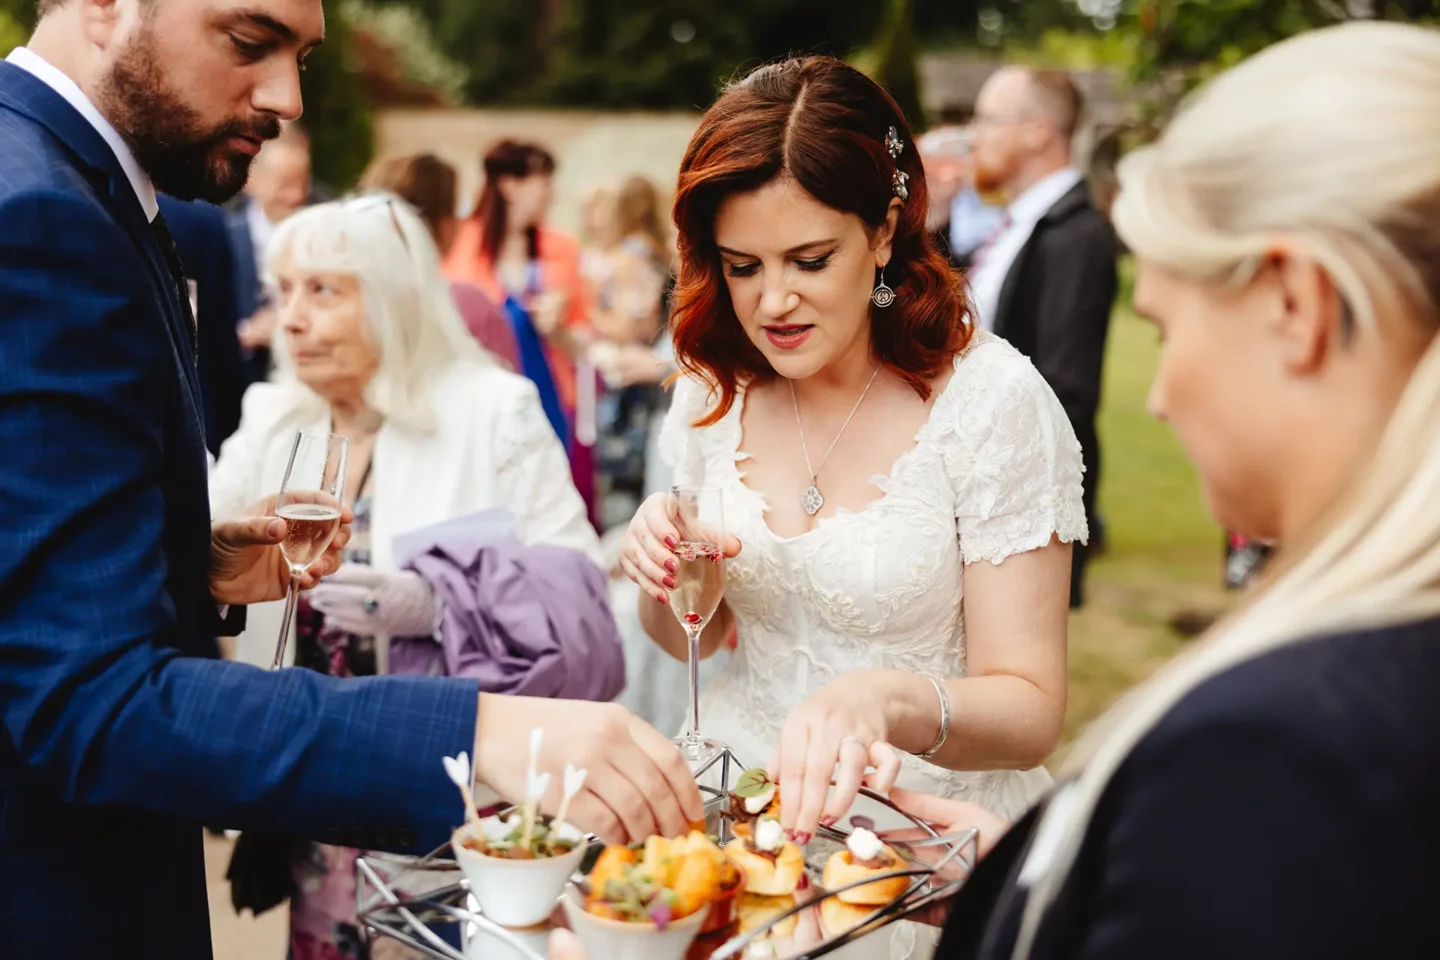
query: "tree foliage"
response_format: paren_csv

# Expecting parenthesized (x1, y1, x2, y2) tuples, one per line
(0, 8, 25, 58)
(403, 0, 992, 110)
(302, 0, 375, 191)
(1119, 0, 1440, 125)
(869, 0, 928, 130)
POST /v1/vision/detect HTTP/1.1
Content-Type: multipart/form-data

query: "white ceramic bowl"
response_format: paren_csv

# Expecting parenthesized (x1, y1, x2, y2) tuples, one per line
(463, 913, 552, 960)
(561, 885, 710, 960)
(452, 828, 587, 929)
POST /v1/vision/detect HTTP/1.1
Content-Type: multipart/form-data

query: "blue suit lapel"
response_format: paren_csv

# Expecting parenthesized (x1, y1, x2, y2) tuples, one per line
(0, 62, 202, 407)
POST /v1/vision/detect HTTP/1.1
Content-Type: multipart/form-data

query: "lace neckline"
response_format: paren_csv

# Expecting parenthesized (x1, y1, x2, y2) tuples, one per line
(725, 330, 991, 543)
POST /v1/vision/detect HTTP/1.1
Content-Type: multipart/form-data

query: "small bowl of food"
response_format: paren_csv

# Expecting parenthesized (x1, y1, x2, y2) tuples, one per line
(564, 832, 734, 960)
(452, 812, 588, 928)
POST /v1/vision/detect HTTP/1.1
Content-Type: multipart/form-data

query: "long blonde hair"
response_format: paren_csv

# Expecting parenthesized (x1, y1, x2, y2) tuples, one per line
(1015, 21, 1440, 956)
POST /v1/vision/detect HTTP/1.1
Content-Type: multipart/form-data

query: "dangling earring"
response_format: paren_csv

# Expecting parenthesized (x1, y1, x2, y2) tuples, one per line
(871, 266, 895, 308)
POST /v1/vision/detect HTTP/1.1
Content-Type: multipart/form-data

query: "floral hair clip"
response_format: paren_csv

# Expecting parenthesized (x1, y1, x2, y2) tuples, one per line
(885, 126, 905, 160)
(892, 170, 910, 202)
(885, 126, 909, 201)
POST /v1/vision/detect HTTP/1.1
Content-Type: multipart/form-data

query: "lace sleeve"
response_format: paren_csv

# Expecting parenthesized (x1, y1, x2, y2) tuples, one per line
(951, 349, 1089, 565)
(493, 380, 601, 563)
(656, 374, 710, 488)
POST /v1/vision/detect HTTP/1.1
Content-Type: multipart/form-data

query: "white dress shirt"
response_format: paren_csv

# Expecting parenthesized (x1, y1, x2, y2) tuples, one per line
(6, 46, 159, 223)
(967, 166, 1084, 332)
(244, 196, 276, 278)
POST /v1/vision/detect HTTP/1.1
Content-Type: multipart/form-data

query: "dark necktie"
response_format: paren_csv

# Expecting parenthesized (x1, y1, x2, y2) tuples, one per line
(149, 211, 198, 349)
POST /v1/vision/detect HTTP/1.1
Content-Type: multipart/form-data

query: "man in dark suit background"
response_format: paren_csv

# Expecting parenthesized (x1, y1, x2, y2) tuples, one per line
(966, 67, 1118, 608)
(158, 194, 248, 454)
(226, 122, 313, 384)
(0, 2, 701, 957)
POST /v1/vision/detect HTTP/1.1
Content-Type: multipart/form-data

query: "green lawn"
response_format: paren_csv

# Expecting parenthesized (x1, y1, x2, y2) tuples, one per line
(1055, 272, 1230, 759)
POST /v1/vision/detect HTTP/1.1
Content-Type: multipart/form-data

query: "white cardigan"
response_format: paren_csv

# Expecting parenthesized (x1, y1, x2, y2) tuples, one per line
(210, 361, 600, 668)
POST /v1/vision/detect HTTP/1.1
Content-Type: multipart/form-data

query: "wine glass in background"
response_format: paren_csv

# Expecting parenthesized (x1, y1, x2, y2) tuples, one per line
(668, 485, 728, 765)
(269, 431, 348, 670)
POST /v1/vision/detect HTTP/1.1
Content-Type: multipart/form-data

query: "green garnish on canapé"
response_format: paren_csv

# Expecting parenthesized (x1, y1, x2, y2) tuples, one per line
(734, 767, 776, 800)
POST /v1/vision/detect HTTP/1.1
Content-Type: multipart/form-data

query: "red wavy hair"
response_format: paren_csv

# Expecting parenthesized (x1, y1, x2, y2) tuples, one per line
(671, 56, 973, 426)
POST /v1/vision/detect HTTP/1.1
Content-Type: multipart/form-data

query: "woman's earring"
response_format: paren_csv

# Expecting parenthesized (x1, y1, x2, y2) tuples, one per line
(871, 267, 895, 308)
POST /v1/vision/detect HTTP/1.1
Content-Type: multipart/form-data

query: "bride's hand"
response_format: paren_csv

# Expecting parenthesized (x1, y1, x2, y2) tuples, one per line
(769, 670, 903, 842)
(619, 492, 741, 605)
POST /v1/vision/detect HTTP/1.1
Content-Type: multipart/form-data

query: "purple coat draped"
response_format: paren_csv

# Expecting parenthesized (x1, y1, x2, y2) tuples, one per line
(388, 532, 624, 702)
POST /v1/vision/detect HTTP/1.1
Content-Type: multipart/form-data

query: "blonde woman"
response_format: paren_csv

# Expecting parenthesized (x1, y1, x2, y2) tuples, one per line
(916, 21, 1440, 960)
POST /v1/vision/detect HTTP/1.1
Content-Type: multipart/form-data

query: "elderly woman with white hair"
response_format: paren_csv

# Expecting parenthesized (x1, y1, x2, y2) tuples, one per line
(209, 195, 622, 959)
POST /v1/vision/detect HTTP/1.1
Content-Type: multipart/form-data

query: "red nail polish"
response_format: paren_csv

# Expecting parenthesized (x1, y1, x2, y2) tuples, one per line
(663, 575, 677, 588)
(664, 535, 677, 549)
(656, 593, 668, 604)
(796, 832, 812, 845)
(820, 815, 836, 829)
(665, 558, 678, 572)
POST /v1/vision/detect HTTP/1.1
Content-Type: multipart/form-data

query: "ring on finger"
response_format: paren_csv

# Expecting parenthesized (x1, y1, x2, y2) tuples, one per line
(839, 736, 869, 751)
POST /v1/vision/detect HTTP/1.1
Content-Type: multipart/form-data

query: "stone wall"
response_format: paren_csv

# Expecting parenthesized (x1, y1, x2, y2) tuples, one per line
(373, 108, 701, 233)
(373, 58, 1132, 230)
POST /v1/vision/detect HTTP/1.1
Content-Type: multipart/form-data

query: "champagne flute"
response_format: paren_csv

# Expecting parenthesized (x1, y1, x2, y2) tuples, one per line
(269, 430, 348, 670)
(668, 485, 728, 765)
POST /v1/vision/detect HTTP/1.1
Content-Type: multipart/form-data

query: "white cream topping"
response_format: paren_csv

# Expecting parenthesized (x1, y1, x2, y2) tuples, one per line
(846, 827, 885, 861)
(553, 821, 586, 846)
(744, 784, 777, 815)
(754, 818, 785, 853)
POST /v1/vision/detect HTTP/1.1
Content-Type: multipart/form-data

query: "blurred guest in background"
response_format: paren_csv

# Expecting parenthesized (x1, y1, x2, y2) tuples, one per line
(918, 123, 1006, 269)
(444, 139, 600, 527)
(228, 124, 313, 385)
(582, 175, 675, 530)
(967, 67, 1117, 608)
(361, 152, 519, 370)
(157, 194, 247, 456)
(209, 196, 616, 957)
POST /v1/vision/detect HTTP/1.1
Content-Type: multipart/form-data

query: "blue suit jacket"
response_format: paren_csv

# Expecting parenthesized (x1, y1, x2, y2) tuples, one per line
(0, 62, 479, 959)
(157, 195, 248, 454)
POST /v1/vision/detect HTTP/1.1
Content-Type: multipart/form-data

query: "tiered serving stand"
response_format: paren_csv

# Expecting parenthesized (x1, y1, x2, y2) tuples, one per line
(356, 747, 978, 960)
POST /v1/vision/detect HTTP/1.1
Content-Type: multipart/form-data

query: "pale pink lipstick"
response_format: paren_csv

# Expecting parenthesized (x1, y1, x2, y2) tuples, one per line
(763, 324, 814, 349)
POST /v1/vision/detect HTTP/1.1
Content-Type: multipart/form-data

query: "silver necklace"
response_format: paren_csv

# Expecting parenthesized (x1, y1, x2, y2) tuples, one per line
(789, 366, 882, 517)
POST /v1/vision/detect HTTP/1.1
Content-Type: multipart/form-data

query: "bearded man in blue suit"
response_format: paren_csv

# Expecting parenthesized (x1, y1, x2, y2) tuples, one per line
(0, 2, 701, 956)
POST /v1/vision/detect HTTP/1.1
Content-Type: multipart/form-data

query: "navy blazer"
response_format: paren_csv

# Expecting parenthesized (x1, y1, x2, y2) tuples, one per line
(225, 197, 263, 324)
(0, 62, 479, 959)
(224, 198, 275, 386)
(988, 182, 1117, 607)
(157, 194, 248, 453)
(939, 616, 1440, 959)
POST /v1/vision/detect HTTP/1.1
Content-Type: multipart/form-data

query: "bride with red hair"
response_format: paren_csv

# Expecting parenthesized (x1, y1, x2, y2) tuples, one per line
(619, 56, 1085, 954)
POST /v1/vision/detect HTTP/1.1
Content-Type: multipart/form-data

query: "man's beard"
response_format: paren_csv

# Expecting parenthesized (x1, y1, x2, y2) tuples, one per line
(971, 155, 1006, 196)
(96, 26, 281, 203)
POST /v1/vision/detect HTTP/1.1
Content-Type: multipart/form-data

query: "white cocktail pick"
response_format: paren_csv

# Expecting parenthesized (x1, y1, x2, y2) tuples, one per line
(442, 751, 479, 828)
(554, 764, 588, 830)
(520, 727, 545, 853)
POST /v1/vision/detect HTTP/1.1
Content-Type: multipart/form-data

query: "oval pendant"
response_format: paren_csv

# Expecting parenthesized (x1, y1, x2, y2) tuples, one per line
(801, 484, 824, 517)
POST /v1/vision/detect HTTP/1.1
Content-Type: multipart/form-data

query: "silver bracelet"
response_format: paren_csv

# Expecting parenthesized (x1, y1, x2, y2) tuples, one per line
(916, 673, 951, 759)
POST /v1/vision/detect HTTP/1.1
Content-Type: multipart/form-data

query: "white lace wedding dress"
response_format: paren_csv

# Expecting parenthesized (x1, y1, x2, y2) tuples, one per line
(658, 332, 1087, 958)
